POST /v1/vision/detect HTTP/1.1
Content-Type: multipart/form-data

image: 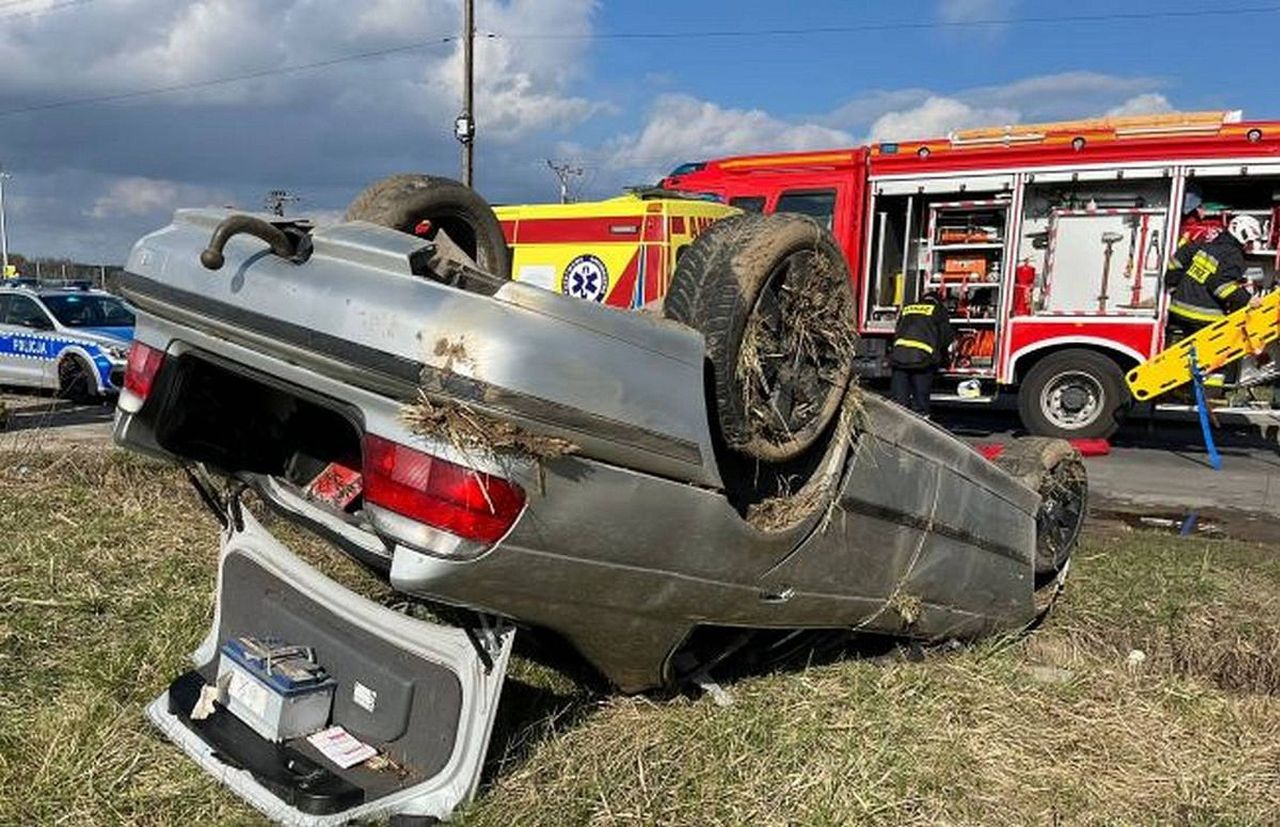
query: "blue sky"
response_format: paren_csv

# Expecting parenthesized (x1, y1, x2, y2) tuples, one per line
(0, 0, 1277, 262)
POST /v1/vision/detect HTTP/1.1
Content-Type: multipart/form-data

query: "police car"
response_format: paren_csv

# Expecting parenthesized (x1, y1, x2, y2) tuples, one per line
(0, 281, 134, 398)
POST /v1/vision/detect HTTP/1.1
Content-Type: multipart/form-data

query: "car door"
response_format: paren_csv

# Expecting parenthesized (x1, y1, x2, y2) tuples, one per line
(0, 294, 59, 388)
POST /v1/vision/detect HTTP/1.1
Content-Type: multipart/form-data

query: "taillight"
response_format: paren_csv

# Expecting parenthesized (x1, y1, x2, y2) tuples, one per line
(363, 434, 525, 546)
(123, 341, 166, 402)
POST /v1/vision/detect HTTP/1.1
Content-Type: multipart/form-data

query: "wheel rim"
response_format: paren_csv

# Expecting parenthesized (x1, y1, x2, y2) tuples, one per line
(59, 359, 87, 394)
(1036, 460, 1087, 573)
(738, 248, 853, 454)
(1039, 370, 1104, 431)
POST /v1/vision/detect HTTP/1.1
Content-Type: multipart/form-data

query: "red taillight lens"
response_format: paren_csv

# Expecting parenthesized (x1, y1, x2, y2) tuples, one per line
(363, 434, 525, 545)
(123, 341, 166, 401)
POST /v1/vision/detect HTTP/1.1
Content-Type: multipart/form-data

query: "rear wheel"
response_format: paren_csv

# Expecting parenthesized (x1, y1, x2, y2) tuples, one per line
(685, 213, 856, 463)
(1017, 349, 1127, 439)
(664, 212, 760, 325)
(344, 174, 512, 279)
(58, 355, 96, 402)
(993, 437, 1087, 577)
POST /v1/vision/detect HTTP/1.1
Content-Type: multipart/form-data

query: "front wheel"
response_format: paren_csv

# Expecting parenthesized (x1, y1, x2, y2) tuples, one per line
(993, 437, 1087, 577)
(1017, 349, 1128, 439)
(344, 174, 512, 279)
(57, 355, 96, 402)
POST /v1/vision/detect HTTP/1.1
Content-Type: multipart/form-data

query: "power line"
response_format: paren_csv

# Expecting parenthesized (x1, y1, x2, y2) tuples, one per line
(0, 0, 92, 21)
(0, 33, 483, 118)
(493, 4, 1280, 41)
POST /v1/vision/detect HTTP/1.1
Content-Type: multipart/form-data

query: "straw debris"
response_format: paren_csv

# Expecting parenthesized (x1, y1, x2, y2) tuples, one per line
(746, 481, 831, 532)
(400, 391, 578, 463)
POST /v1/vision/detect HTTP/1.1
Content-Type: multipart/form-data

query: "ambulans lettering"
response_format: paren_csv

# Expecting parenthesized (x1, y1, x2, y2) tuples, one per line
(563, 254, 609, 302)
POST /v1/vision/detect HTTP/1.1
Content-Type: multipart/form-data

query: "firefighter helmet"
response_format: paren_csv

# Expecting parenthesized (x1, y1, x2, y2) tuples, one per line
(1227, 214, 1264, 247)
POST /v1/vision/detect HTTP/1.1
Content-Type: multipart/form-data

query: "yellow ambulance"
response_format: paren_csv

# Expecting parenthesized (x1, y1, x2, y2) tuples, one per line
(494, 191, 738, 309)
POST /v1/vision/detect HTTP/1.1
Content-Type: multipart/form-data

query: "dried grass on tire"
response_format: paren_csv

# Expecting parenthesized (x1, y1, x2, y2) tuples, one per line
(735, 225, 857, 447)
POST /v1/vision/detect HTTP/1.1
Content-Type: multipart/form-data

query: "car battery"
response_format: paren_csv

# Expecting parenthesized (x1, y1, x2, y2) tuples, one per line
(216, 636, 336, 742)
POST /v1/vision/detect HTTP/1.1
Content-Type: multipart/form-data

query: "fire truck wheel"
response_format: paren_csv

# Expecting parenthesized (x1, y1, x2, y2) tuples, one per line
(992, 437, 1087, 577)
(664, 212, 764, 325)
(1018, 349, 1127, 439)
(344, 174, 512, 278)
(690, 212, 856, 463)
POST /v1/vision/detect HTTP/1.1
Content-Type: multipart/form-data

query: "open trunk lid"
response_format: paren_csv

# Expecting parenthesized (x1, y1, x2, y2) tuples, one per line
(148, 510, 512, 824)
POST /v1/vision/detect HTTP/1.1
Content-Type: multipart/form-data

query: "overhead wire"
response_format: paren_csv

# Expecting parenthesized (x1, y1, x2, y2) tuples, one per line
(493, 4, 1280, 41)
(0, 33, 489, 118)
(0, 5, 1276, 116)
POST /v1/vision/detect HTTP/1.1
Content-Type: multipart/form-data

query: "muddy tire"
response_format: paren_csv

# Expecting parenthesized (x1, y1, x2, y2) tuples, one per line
(344, 174, 512, 279)
(993, 437, 1087, 577)
(686, 212, 856, 463)
(57, 355, 96, 402)
(1017, 349, 1127, 439)
(664, 213, 759, 325)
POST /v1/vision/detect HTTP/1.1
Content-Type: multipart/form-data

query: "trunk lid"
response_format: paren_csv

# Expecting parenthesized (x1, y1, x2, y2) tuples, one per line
(148, 509, 512, 824)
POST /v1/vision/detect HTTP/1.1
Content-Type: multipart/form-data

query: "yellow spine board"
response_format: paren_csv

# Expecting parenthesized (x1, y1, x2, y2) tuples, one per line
(1126, 291, 1280, 400)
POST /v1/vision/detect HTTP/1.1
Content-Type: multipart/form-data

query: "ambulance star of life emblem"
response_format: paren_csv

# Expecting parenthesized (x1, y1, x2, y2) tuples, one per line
(562, 254, 609, 302)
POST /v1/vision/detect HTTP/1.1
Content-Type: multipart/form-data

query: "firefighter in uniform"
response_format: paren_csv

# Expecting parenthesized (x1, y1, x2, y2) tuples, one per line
(1164, 214, 1263, 393)
(890, 291, 953, 417)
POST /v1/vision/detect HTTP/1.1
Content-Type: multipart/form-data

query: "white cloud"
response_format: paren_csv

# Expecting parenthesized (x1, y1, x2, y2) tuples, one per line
(89, 177, 229, 219)
(1106, 93, 1174, 118)
(604, 94, 852, 180)
(867, 97, 1018, 142)
(823, 72, 1168, 137)
(0, 0, 608, 256)
(938, 0, 1019, 23)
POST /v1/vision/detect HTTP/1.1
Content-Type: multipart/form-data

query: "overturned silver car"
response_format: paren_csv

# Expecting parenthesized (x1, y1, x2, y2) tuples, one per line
(113, 175, 1086, 824)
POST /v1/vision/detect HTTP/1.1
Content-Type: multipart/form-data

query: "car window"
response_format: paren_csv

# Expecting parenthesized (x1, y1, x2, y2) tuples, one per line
(5, 295, 51, 328)
(0, 295, 9, 321)
(40, 294, 135, 328)
(729, 196, 767, 213)
(774, 189, 837, 230)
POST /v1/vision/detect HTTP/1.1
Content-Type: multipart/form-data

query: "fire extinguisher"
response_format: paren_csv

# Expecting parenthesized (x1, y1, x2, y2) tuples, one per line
(1014, 259, 1036, 316)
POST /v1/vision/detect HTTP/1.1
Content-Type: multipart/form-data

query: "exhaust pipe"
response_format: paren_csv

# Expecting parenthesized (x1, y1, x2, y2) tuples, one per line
(200, 214, 311, 270)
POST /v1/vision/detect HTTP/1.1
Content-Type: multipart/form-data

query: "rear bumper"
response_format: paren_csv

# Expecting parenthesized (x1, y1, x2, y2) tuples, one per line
(149, 509, 512, 824)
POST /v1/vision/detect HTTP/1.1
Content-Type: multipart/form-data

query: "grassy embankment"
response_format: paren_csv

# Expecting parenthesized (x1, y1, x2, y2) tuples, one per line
(1, 451, 1277, 825)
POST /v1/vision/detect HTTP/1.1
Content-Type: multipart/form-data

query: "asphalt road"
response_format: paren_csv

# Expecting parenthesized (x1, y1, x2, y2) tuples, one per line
(2, 389, 1277, 533)
(0, 391, 116, 451)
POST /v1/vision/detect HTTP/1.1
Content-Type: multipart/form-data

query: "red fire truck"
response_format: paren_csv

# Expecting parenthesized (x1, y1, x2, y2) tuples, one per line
(661, 111, 1280, 438)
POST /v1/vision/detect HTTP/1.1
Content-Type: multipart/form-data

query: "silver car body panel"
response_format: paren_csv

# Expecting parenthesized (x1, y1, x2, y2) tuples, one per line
(119, 209, 720, 487)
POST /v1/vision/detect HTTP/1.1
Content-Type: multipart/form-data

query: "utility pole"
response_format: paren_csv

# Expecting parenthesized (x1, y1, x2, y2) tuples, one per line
(0, 166, 10, 279)
(454, 0, 476, 187)
(264, 189, 301, 216)
(546, 160, 584, 204)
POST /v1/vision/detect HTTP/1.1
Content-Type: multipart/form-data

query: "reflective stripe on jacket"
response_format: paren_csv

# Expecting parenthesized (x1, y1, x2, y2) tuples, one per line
(1164, 236, 1249, 322)
(891, 299, 952, 369)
